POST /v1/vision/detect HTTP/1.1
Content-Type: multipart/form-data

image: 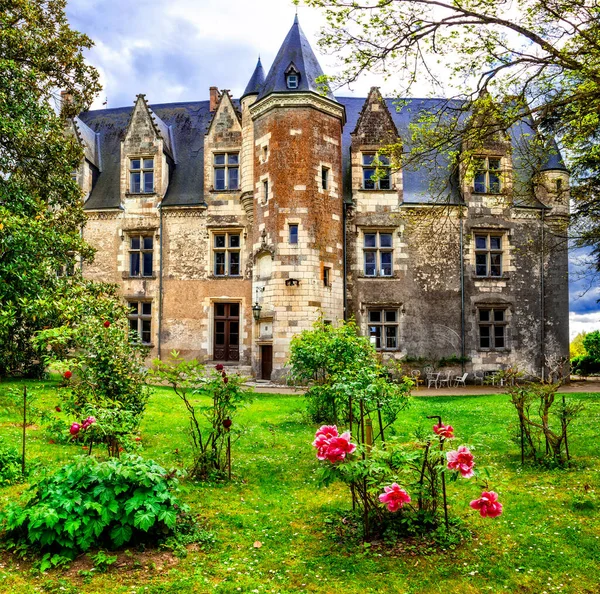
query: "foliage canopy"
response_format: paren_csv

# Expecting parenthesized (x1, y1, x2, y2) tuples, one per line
(0, 0, 101, 376)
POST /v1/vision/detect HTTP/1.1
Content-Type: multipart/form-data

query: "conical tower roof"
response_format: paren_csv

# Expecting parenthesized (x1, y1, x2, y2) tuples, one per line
(242, 57, 265, 99)
(257, 15, 335, 101)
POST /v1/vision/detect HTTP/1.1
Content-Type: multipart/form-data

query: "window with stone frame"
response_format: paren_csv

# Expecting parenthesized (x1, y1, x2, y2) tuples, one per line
(128, 300, 152, 344)
(57, 251, 76, 277)
(129, 234, 154, 277)
(213, 231, 241, 277)
(473, 156, 502, 194)
(323, 266, 331, 287)
(322, 167, 330, 190)
(362, 153, 391, 190)
(368, 309, 399, 350)
(213, 152, 239, 191)
(474, 233, 503, 277)
(363, 231, 393, 277)
(289, 224, 298, 245)
(478, 307, 507, 350)
(129, 158, 154, 193)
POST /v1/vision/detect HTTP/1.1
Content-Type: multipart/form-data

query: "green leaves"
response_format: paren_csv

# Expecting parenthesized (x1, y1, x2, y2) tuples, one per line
(0, 454, 187, 556)
(0, 0, 100, 377)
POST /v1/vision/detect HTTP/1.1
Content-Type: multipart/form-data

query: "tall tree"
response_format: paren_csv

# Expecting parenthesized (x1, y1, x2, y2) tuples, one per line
(300, 0, 598, 242)
(0, 0, 100, 376)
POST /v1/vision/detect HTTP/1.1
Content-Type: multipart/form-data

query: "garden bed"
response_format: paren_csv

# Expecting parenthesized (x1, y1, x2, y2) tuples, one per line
(1, 380, 599, 593)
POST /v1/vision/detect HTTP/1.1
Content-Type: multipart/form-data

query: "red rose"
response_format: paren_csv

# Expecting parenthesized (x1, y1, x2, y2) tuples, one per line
(223, 418, 232, 429)
(135, 437, 141, 442)
(223, 376, 229, 384)
(64, 371, 72, 379)
(55, 406, 61, 413)
(103, 320, 111, 328)
(215, 364, 224, 371)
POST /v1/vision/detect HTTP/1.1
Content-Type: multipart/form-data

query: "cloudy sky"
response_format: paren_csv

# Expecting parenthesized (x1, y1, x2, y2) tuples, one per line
(65, 0, 599, 339)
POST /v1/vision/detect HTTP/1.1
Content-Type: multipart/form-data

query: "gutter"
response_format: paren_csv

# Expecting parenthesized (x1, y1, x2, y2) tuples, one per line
(158, 204, 164, 360)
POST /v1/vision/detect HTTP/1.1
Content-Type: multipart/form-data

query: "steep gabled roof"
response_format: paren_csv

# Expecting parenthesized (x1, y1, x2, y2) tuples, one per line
(242, 57, 266, 99)
(71, 116, 101, 170)
(351, 87, 401, 146)
(257, 16, 335, 101)
(125, 94, 174, 160)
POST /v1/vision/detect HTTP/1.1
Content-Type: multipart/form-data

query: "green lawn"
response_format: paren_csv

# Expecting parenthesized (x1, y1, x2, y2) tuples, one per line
(1, 380, 599, 593)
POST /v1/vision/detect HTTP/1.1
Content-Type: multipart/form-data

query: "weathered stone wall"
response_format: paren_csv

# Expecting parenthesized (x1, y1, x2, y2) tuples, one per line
(250, 98, 345, 379)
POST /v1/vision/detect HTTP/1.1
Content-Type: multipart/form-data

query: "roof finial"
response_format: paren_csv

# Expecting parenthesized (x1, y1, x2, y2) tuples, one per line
(294, 6, 299, 23)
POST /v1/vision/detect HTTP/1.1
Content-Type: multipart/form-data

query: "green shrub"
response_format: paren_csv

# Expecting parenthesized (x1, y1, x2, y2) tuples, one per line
(1, 455, 188, 559)
(570, 354, 600, 376)
(0, 437, 22, 486)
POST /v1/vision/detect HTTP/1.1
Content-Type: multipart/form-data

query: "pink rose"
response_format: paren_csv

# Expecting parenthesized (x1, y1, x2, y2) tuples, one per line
(69, 423, 81, 435)
(470, 491, 503, 518)
(379, 483, 411, 512)
(446, 445, 475, 478)
(433, 423, 454, 439)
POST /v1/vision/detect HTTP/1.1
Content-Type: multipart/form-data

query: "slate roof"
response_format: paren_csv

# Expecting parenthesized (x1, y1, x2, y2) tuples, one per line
(257, 16, 336, 102)
(242, 57, 266, 99)
(73, 116, 101, 170)
(78, 96, 564, 210)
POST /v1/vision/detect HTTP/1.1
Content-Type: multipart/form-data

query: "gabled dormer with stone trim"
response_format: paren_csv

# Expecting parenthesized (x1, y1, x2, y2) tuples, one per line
(121, 94, 175, 211)
(68, 116, 101, 202)
(460, 93, 514, 214)
(204, 90, 243, 200)
(350, 87, 402, 214)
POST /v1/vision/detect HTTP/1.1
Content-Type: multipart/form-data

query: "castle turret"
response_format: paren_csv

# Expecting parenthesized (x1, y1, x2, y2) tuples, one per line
(240, 58, 265, 218)
(249, 16, 346, 380)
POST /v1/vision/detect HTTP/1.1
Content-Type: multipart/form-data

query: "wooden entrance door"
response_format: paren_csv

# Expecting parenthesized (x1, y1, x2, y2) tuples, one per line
(261, 345, 273, 380)
(214, 303, 240, 361)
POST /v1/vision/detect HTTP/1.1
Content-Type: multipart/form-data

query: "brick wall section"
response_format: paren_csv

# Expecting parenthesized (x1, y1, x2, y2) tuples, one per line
(251, 99, 345, 379)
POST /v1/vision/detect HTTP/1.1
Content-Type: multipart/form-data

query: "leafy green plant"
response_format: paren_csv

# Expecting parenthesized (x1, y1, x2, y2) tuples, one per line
(151, 353, 254, 480)
(0, 436, 22, 486)
(35, 310, 150, 455)
(1, 455, 188, 559)
(289, 318, 412, 425)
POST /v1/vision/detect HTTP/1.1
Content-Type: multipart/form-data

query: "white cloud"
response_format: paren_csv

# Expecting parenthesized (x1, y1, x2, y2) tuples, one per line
(569, 312, 600, 340)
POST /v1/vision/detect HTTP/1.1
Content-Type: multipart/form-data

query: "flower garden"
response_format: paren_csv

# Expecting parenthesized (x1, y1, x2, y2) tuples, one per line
(1, 378, 599, 593)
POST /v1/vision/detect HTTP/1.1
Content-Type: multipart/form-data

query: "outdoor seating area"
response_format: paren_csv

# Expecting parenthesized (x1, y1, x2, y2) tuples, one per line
(410, 368, 513, 389)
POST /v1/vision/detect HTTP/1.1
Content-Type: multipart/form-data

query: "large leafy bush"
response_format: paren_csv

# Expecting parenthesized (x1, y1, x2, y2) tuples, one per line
(289, 319, 412, 425)
(1, 455, 187, 558)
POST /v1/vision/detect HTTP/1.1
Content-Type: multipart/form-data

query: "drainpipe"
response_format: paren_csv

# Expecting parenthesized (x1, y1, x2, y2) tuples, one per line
(343, 202, 348, 321)
(540, 209, 545, 380)
(460, 214, 466, 374)
(157, 205, 164, 360)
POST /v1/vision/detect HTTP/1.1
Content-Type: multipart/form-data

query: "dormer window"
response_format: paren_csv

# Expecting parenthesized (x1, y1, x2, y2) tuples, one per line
(214, 153, 239, 191)
(285, 63, 300, 90)
(362, 154, 391, 190)
(130, 158, 154, 193)
(473, 157, 502, 194)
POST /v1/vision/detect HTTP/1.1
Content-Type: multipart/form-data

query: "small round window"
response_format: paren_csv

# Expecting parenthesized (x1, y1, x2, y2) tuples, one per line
(286, 74, 299, 89)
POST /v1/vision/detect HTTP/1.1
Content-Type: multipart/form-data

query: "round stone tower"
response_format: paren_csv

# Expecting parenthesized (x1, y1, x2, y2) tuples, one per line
(248, 16, 346, 381)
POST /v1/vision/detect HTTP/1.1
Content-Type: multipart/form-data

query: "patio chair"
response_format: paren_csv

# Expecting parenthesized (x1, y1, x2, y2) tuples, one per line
(427, 372, 441, 388)
(473, 370, 485, 385)
(410, 369, 423, 388)
(438, 370, 453, 388)
(454, 372, 468, 387)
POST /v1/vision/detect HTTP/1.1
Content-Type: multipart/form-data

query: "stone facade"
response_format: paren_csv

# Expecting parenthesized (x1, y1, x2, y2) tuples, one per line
(74, 18, 569, 381)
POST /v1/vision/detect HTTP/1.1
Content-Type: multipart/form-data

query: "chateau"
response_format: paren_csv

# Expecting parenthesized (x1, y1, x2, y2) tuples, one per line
(70, 17, 569, 381)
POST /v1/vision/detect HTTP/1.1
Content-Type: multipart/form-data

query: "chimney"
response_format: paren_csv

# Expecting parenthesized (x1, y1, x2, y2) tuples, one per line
(210, 87, 219, 112)
(61, 90, 74, 116)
